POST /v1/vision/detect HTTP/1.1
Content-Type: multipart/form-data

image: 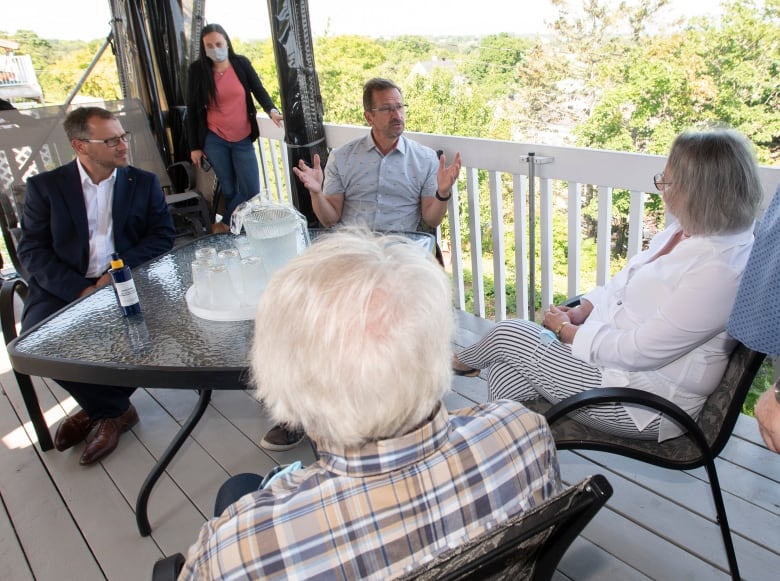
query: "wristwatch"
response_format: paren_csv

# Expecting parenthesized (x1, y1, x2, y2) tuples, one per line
(435, 190, 452, 202)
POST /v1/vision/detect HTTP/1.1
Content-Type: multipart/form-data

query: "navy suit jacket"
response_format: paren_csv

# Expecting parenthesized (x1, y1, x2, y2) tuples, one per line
(18, 160, 176, 329)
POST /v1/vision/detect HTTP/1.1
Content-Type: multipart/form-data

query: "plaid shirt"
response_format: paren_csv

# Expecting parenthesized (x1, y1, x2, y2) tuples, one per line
(179, 401, 561, 580)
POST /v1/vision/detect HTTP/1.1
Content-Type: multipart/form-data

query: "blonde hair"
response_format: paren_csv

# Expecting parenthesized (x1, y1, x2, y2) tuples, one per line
(250, 228, 454, 449)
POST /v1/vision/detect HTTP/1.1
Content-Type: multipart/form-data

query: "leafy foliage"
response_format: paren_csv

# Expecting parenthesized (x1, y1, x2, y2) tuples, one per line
(460, 33, 533, 99)
(313, 35, 387, 124)
(235, 38, 282, 107)
(576, 0, 779, 162)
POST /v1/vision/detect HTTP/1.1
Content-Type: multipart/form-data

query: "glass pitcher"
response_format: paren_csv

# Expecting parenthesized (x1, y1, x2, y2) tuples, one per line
(231, 195, 310, 276)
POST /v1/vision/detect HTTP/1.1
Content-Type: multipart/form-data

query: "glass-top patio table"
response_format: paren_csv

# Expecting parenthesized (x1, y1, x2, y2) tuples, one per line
(6, 229, 435, 536)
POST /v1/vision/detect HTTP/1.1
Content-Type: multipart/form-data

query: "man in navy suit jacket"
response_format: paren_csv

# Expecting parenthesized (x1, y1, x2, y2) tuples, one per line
(18, 106, 175, 465)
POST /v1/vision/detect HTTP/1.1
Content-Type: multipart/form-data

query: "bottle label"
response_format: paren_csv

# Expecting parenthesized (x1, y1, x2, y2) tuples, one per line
(114, 279, 140, 307)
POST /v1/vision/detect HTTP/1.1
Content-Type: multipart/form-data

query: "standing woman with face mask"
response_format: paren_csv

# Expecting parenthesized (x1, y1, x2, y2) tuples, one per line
(187, 23, 284, 234)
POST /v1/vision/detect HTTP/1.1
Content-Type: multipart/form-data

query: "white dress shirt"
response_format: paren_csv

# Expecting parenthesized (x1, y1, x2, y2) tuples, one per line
(571, 219, 754, 440)
(77, 159, 116, 277)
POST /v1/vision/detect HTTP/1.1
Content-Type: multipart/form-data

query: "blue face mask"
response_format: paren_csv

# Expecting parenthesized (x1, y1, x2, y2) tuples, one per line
(205, 46, 229, 63)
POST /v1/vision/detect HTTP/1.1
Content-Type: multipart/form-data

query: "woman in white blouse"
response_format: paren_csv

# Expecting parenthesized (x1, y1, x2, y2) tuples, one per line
(453, 128, 764, 442)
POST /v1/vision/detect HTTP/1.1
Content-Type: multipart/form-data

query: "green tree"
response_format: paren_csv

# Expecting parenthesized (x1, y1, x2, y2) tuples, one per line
(547, 0, 672, 133)
(380, 35, 435, 63)
(578, 0, 779, 161)
(699, 0, 780, 161)
(460, 33, 533, 100)
(507, 40, 570, 142)
(404, 68, 500, 139)
(314, 35, 386, 125)
(235, 38, 282, 107)
(402, 69, 500, 243)
(39, 40, 120, 104)
(3, 30, 56, 71)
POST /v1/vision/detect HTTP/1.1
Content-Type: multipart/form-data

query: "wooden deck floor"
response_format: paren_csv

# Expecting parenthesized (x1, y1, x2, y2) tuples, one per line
(0, 310, 778, 580)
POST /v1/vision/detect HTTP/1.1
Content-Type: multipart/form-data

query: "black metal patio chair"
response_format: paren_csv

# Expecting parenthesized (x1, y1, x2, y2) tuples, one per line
(523, 299, 765, 581)
(152, 473, 613, 581)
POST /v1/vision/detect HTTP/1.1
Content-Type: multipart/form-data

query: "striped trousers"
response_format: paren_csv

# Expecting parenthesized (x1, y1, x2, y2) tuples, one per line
(457, 319, 660, 440)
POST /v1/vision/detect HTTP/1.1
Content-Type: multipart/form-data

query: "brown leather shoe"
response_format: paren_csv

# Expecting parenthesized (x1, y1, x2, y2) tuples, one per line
(211, 221, 230, 234)
(55, 409, 95, 451)
(79, 405, 139, 465)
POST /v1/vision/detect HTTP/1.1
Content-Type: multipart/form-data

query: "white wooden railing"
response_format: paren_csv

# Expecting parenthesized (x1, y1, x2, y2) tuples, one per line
(254, 117, 780, 323)
(0, 55, 43, 102)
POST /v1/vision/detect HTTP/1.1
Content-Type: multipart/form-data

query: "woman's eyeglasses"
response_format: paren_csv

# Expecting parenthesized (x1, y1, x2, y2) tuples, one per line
(653, 172, 672, 191)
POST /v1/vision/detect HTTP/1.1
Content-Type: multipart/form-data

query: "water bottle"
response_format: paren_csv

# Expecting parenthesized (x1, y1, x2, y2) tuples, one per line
(109, 252, 142, 316)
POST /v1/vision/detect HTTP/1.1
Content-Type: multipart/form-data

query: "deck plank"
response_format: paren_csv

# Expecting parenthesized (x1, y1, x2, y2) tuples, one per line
(0, 489, 34, 581)
(0, 371, 106, 581)
(105, 389, 212, 557)
(557, 536, 651, 580)
(14, 378, 164, 581)
(719, 429, 780, 484)
(133, 390, 242, 524)
(576, 448, 780, 543)
(560, 451, 779, 579)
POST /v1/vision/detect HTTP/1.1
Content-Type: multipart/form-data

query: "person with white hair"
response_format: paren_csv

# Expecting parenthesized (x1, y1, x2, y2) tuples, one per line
(179, 228, 561, 580)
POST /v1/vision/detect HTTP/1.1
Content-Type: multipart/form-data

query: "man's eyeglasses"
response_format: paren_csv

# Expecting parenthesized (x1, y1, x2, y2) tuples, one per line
(369, 104, 408, 115)
(653, 172, 672, 191)
(78, 132, 132, 148)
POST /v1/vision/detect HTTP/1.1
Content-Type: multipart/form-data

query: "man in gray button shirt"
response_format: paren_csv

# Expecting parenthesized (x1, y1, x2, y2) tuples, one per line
(293, 77, 462, 233)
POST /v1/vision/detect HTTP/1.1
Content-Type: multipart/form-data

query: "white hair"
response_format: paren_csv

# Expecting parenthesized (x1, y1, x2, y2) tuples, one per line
(250, 228, 454, 449)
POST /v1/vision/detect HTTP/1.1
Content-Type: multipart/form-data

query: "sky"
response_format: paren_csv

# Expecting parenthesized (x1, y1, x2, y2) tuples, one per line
(3, 0, 725, 42)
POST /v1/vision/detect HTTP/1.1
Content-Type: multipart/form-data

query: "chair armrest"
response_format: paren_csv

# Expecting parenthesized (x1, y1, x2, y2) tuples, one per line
(544, 387, 713, 457)
(1, 277, 27, 345)
(167, 161, 196, 192)
(152, 553, 185, 581)
(560, 294, 582, 308)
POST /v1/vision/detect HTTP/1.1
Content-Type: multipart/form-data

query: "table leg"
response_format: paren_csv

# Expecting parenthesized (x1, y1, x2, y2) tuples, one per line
(136, 388, 212, 536)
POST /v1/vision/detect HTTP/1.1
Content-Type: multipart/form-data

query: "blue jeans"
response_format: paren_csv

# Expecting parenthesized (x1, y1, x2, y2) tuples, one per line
(204, 131, 261, 225)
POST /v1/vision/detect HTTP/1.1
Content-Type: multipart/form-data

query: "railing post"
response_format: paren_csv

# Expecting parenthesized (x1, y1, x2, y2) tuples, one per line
(520, 153, 553, 321)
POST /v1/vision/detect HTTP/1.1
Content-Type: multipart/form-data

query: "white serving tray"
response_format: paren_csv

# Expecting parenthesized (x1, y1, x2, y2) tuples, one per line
(184, 286, 257, 322)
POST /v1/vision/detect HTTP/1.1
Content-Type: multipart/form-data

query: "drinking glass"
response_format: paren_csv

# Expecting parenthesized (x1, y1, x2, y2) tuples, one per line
(194, 246, 217, 265)
(205, 263, 234, 308)
(190, 258, 211, 304)
(218, 248, 243, 299)
(240, 256, 268, 305)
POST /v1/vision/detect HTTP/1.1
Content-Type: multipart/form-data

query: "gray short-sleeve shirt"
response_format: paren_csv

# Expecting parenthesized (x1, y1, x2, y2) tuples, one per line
(322, 133, 438, 231)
